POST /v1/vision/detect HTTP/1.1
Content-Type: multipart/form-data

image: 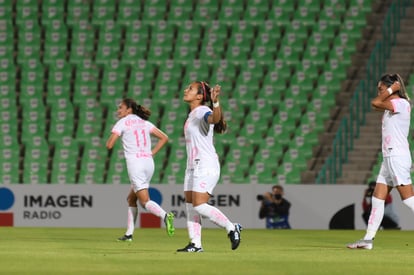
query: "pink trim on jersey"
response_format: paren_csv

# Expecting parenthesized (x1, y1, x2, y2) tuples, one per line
(390, 99, 397, 113)
(135, 152, 152, 158)
(112, 129, 121, 136)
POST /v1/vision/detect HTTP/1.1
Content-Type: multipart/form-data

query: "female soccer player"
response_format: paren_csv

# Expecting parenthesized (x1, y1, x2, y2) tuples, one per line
(347, 74, 414, 249)
(106, 98, 175, 241)
(176, 81, 242, 252)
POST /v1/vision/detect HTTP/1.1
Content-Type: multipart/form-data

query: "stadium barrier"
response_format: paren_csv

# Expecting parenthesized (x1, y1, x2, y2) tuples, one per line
(316, 0, 412, 184)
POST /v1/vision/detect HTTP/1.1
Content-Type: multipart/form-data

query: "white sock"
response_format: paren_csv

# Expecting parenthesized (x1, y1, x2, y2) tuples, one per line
(402, 196, 414, 212)
(125, 207, 137, 236)
(364, 197, 385, 240)
(186, 203, 202, 248)
(144, 200, 167, 219)
(194, 203, 235, 233)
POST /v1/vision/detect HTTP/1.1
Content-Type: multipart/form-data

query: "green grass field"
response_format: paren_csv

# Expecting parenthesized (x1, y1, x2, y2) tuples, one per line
(0, 228, 413, 275)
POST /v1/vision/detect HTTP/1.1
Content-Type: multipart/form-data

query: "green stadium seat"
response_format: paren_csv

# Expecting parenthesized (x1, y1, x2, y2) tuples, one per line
(43, 38, 67, 65)
(300, 109, 327, 134)
(181, 60, 210, 85)
(192, 1, 220, 26)
(48, 99, 75, 144)
(16, 28, 42, 64)
(289, 135, 315, 160)
(1, 134, 20, 162)
(41, 1, 65, 27)
(267, 3, 294, 27)
(117, 0, 141, 26)
(249, 161, 276, 184)
(105, 142, 129, 184)
(302, 43, 327, 67)
(95, 22, 122, 65)
(141, 0, 167, 24)
(0, 43, 13, 61)
(66, 0, 90, 26)
(100, 60, 127, 106)
(163, 143, 186, 184)
(267, 115, 296, 147)
(226, 23, 254, 63)
(243, 2, 269, 24)
(317, 5, 344, 29)
(78, 138, 107, 184)
(306, 32, 331, 54)
(348, 0, 373, 14)
(22, 138, 49, 184)
(276, 163, 303, 184)
(15, 1, 38, 25)
(121, 21, 149, 64)
(217, 4, 244, 26)
(278, 43, 302, 67)
(312, 19, 337, 41)
(75, 100, 104, 144)
(20, 98, 46, 144)
(258, 137, 285, 163)
(0, 63, 16, 99)
(50, 160, 77, 184)
(49, 136, 78, 184)
(72, 60, 99, 105)
(1, 159, 19, 184)
(293, 125, 319, 148)
(69, 22, 96, 64)
(222, 160, 250, 184)
(299, 0, 322, 12)
(287, 72, 314, 107)
(173, 22, 201, 63)
(168, 0, 193, 26)
(316, 71, 342, 95)
(153, 62, 183, 100)
(0, 1, 12, 20)
(46, 60, 73, 105)
(91, 0, 116, 27)
(292, 6, 318, 26)
(340, 18, 363, 41)
(126, 60, 155, 98)
(19, 60, 44, 95)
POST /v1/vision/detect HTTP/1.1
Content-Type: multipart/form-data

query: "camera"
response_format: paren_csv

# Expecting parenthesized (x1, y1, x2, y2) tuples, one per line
(257, 195, 264, 201)
(274, 194, 282, 200)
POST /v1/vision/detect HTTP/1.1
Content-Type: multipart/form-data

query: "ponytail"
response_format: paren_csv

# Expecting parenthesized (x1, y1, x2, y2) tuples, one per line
(395, 74, 409, 101)
(122, 98, 151, 120)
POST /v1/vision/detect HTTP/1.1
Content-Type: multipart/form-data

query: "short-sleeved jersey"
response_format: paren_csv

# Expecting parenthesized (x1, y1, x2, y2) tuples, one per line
(184, 105, 218, 169)
(111, 114, 154, 158)
(381, 98, 411, 157)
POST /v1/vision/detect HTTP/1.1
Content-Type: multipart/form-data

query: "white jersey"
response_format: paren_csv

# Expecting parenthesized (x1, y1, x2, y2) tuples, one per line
(184, 105, 218, 169)
(111, 114, 154, 158)
(381, 98, 411, 157)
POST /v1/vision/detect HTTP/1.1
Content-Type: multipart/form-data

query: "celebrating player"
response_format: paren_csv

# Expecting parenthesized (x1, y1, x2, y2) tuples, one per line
(176, 81, 242, 252)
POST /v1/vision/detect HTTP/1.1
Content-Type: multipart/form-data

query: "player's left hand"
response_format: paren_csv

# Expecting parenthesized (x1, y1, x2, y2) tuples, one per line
(211, 85, 221, 102)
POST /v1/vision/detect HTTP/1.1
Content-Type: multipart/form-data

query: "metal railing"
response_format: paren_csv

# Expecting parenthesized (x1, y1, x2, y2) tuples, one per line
(316, 0, 411, 184)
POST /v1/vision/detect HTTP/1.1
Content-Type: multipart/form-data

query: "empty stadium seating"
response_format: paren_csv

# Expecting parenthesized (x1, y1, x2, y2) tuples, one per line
(0, 0, 385, 185)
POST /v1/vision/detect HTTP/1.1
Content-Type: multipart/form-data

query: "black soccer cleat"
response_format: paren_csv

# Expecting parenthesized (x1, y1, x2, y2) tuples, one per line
(228, 223, 242, 250)
(176, 243, 204, 252)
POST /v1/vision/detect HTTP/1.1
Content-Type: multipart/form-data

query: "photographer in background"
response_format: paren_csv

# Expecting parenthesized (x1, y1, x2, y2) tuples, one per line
(258, 185, 291, 229)
(362, 181, 400, 229)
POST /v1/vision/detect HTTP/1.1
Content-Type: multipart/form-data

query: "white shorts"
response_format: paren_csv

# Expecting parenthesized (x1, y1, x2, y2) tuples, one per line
(376, 156, 412, 187)
(125, 156, 154, 193)
(184, 159, 220, 194)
